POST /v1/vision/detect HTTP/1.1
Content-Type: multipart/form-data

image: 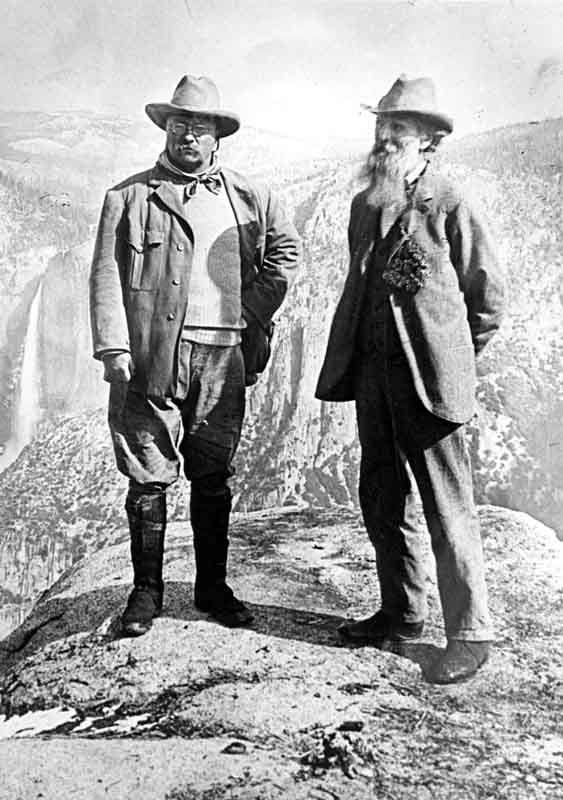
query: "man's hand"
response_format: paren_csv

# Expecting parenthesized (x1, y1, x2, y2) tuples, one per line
(102, 352, 135, 383)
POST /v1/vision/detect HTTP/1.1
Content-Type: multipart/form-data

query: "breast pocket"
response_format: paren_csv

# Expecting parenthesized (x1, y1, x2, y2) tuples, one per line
(128, 229, 164, 291)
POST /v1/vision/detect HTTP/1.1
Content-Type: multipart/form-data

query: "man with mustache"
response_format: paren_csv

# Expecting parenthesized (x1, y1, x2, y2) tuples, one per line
(316, 76, 505, 683)
(90, 75, 300, 636)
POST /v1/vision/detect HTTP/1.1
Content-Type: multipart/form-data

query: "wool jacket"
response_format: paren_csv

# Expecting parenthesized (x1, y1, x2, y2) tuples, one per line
(90, 164, 301, 396)
(315, 167, 505, 423)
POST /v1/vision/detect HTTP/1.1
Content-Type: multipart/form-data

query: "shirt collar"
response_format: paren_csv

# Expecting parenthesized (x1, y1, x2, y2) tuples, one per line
(404, 159, 428, 188)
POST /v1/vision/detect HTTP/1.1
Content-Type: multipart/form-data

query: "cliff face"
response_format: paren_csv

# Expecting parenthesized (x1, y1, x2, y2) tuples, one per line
(2, 119, 563, 637)
(39, 243, 106, 414)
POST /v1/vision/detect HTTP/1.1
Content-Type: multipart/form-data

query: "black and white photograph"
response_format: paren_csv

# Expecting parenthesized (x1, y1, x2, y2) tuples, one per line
(0, 1, 561, 797)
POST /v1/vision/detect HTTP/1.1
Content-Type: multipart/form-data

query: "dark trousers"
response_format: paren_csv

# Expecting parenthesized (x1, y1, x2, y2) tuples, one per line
(108, 341, 246, 497)
(355, 351, 492, 641)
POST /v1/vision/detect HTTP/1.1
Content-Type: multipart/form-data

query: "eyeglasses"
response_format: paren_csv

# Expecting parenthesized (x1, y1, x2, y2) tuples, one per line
(166, 120, 216, 138)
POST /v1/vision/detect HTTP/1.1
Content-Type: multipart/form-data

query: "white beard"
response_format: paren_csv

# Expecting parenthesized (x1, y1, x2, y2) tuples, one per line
(365, 147, 414, 209)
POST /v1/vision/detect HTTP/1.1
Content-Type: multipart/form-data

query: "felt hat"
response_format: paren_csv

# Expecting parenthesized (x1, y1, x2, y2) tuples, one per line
(146, 75, 240, 138)
(362, 74, 453, 134)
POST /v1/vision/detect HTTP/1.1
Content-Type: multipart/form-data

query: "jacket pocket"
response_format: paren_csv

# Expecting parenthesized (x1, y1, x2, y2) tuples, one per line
(128, 229, 164, 291)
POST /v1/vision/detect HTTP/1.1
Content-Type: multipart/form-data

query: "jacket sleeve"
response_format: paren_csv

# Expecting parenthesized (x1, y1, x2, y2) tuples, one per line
(347, 193, 364, 258)
(446, 198, 505, 356)
(241, 187, 301, 326)
(89, 189, 130, 359)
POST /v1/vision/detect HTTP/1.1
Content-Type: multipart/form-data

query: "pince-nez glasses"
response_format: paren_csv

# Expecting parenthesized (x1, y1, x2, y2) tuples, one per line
(166, 120, 216, 138)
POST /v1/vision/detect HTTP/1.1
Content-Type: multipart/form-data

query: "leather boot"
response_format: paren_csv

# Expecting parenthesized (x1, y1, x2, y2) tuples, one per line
(426, 640, 491, 684)
(338, 609, 424, 647)
(190, 487, 253, 628)
(121, 489, 166, 637)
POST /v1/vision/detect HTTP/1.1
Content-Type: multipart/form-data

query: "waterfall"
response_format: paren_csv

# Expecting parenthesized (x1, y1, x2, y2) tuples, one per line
(0, 281, 43, 471)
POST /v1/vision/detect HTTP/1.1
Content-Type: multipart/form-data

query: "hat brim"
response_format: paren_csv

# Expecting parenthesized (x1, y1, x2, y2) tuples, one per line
(361, 104, 453, 135)
(145, 103, 240, 138)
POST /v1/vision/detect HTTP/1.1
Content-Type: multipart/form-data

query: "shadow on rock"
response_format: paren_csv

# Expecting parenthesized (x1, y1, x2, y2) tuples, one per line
(1, 576, 445, 681)
(385, 640, 443, 673)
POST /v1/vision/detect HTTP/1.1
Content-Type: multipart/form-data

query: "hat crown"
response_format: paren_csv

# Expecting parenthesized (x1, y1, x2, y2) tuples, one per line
(170, 75, 221, 113)
(145, 74, 240, 137)
(378, 74, 438, 115)
(364, 74, 453, 134)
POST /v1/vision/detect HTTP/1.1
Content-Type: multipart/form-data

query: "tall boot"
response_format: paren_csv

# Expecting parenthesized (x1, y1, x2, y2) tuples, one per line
(190, 486, 253, 628)
(121, 488, 166, 637)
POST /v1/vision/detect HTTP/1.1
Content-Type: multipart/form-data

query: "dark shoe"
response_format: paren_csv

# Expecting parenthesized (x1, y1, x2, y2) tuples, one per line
(426, 640, 491, 684)
(195, 583, 254, 628)
(121, 586, 162, 637)
(338, 610, 424, 646)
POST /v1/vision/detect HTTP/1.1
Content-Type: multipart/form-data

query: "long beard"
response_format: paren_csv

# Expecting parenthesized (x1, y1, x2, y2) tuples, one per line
(364, 146, 412, 209)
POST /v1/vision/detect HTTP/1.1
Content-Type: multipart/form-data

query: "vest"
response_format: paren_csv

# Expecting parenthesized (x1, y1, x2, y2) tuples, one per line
(357, 215, 403, 358)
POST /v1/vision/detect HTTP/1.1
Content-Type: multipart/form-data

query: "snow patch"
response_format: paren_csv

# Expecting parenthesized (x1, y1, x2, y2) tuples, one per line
(0, 707, 78, 739)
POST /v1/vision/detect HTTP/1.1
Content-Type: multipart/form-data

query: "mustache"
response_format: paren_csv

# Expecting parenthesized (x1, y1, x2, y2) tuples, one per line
(371, 145, 406, 166)
(372, 144, 398, 157)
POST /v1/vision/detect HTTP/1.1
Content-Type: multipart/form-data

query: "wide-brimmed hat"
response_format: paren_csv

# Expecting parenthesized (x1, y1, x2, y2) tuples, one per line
(362, 74, 453, 134)
(145, 75, 240, 138)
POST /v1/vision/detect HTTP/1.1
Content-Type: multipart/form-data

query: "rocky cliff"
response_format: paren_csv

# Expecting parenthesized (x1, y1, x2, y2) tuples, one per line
(0, 504, 561, 799)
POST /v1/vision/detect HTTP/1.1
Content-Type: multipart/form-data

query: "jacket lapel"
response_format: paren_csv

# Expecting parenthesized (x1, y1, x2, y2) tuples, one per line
(222, 168, 262, 270)
(148, 176, 192, 228)
(352, 199, 379, 276)
(383, 170, 436, 262)
(406, 170, 435, 225)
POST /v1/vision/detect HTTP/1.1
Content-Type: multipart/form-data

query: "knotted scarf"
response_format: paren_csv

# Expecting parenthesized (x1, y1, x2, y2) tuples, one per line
(157, 151, 222, 197)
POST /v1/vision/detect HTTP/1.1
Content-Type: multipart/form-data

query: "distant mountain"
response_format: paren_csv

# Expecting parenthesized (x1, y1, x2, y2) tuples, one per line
(0, 108, 359, 196)
(445, 116, 563, 181)
(1, 114, 563, 636)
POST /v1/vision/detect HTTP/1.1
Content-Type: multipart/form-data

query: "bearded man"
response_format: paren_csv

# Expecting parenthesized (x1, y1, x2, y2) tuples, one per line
(316, 75, 505, 684)
(90, 75, 300, 636)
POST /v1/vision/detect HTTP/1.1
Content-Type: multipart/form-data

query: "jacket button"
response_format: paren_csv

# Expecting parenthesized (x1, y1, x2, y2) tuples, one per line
(172, 279, 180, 286)
(167, 313, 176, 321)
(176, 243, 184, 251)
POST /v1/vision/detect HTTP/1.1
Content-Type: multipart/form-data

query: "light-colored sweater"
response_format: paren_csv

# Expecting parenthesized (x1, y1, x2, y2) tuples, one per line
(178, 177, 244, 346)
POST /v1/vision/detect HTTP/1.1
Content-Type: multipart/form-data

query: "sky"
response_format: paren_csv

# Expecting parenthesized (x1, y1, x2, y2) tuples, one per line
(2, 0, 563, 140)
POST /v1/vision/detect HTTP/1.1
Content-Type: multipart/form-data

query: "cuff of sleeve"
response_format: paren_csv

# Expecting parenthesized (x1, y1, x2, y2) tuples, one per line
(97, 348, 130, 361)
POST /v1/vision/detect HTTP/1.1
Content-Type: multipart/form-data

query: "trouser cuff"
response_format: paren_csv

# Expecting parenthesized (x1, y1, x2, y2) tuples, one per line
(445, 628, 494, 642)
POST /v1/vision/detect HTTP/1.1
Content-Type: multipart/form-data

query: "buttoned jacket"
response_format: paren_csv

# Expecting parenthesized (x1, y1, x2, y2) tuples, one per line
(90, 164, 300, 396)
(315, 167, 505, 423)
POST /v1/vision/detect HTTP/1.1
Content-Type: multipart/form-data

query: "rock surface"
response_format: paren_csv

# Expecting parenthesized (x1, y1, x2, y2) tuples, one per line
(0, 504, 562, 799)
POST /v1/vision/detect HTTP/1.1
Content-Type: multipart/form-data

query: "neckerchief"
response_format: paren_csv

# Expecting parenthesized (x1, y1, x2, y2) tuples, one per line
(157, 151, 222, 197)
